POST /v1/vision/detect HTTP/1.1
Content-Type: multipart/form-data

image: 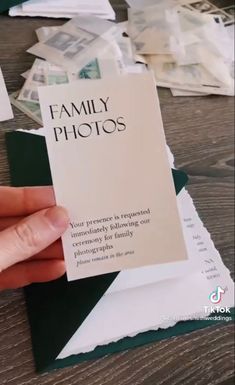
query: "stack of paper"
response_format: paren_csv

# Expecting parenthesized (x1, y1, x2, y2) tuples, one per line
(10, 3, 234, 126)
(9, 0, 116, 20)
(127, 0, 235, 96)
(10, 16, 147, 124)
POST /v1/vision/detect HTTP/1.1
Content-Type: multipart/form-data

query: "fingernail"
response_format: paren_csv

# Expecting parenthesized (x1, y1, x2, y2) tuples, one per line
(45, 206, 69, 229)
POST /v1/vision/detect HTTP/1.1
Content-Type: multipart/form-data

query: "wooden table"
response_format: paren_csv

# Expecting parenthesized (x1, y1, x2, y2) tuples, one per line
(0, 1, 234, 384)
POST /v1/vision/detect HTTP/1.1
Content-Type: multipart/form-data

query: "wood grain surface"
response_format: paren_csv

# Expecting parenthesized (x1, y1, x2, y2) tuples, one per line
(0, 1, 234, 384)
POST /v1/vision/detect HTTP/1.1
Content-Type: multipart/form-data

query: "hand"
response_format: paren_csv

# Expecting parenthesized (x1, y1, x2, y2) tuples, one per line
(0, 186, 69, 291)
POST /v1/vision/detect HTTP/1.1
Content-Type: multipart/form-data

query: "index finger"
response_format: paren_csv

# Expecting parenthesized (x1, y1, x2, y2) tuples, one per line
(0, 186, 56, 217)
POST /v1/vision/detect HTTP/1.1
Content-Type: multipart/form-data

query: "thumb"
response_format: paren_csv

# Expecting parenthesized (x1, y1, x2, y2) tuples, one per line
(0, 206, 69, 273)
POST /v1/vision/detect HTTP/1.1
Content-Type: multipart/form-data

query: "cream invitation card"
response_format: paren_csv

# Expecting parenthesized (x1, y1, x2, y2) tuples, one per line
(39, 73, 188, 280)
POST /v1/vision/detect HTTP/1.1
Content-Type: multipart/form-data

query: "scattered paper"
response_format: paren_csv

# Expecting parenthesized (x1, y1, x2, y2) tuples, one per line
(13, 18, 148, 124)
(127, 1, 234, 96)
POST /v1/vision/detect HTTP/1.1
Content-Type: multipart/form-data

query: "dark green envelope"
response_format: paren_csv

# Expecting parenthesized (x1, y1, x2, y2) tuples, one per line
(5, 131, 233, 373)
(0, 0, 26, 12)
